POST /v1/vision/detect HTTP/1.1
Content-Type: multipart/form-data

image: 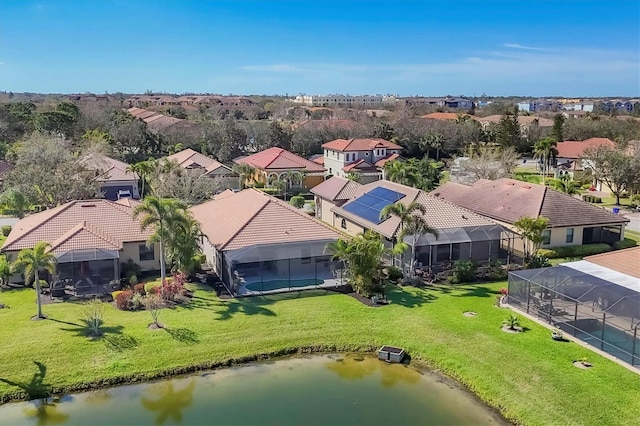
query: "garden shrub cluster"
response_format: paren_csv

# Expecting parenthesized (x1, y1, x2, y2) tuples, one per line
(112, 273, 188, 311)
(448, 260, 477, 284)
(537, 243, 612, 259)
(613, 238, 638, 250)
(1, 225, 12, 236)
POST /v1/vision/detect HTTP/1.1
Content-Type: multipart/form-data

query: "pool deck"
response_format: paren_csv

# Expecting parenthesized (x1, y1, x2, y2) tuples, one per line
(237, 278, 343, 297)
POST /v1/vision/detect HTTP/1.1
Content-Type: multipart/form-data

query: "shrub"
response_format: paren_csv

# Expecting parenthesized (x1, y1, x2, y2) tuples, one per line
(129, 275, 138, 286)
(142, 294, 166, 327)
(130, 293, 144, 310)
(536, 248, 559, 259)
(385, 266, 404, 283)
(449, 260, 477, 284)
(525, 254, 551, 269)
(121, 259, 141, 281)
(486, 262, 508, 280)
(614, 238, 638, 250)
(552, 243, 612, 258)
(253, 181, 265, 188)
(160, 273, 186, 302)
(81, 299, 104, 336)
(582, 194, 602, 203)
(289, 195, 305, 209)
(503, 314, 521, 330)
(144, 282, 162, 295)
(133, 283, 145, 295)
(114, 290, 133, 310)
(1, 225, 11, 236)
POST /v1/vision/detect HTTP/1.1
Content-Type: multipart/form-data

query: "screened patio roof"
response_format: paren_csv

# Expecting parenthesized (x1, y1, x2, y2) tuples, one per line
(510, 265, 640, 315)
(402, 224, 508, 246)
(226, 239, 336, 264)
(55, 248, 120, 263)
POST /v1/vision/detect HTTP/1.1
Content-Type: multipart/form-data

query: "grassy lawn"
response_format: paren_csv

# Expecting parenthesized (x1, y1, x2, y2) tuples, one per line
(625, 230, 640, 243)
(1, 283, 639, 426)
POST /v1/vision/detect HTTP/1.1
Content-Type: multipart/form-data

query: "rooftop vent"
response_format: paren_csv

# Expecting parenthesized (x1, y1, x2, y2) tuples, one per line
(80, 203, 97, 208)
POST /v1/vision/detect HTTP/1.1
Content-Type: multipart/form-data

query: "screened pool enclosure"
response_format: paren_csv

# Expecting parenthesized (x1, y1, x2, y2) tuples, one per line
(221, 240, 343, 296)
(508, 264, 640, 367)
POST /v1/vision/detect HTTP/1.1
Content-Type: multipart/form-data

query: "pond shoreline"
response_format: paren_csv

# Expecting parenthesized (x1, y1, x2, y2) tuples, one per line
(0, 345, 512, 424)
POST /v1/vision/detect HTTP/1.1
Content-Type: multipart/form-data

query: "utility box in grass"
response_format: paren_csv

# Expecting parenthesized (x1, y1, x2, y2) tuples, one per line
(378, 345, 405, 363)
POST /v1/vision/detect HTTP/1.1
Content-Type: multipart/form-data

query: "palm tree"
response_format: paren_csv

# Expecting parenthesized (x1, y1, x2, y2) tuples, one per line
(384, 160, 420, 187)
(134, 197, 188, 283)
(126, 159, 155, 199)
(549, 174, 580, 195)
(399, 219, 438, 278)
(533, 137, 558, 183)
(166, 214, 202, 275)
(325, 239, 351, 285)
(380, 201, 427, 268)
(232, 163, 256, 189)
(12, 242, 56, 319)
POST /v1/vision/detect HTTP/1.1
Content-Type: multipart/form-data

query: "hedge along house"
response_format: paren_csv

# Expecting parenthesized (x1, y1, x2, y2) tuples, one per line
(166, 148, 240, 191)
(327, 180, 513, 276)
(189, 189, 344, 296)
(234, 147, 326, 191)
(1, 199, 160, 296)
(431, 178, 628, 256)
(508, 247, 640, 368)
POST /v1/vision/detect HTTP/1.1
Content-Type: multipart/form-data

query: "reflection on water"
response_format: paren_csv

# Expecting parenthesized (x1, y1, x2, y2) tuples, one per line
(141, 379, 196, 425)
(22, 398, 69, 426)
(0, 354, 508, 426)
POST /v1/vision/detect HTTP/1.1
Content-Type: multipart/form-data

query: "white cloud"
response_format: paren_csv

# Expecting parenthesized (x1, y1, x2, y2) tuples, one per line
(503, 43, 549, 51)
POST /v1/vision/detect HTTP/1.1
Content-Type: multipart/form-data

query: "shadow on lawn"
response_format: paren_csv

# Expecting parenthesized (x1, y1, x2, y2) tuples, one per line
(164, 327, 199, 344)
(213, 296, 277, 321)
(0, 361, 51, 399)
(52, 318, 125, 338)
(452, 285, 500, 298)
(388, 286, 438, 308)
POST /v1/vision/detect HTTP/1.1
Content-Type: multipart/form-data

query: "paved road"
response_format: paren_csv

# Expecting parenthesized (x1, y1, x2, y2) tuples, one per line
(624, 213, 640, 233)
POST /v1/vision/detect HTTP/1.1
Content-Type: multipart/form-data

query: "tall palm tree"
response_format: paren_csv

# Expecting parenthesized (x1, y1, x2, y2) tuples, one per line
(533, 137, 558, 183)
(166, 214, 202, 275)
(134, 197, 188, 283)
(12, 241, 56, 319)
(399, 219, 438, 278)
(325, 238, 351, 285)
(380, 201, 427, 268)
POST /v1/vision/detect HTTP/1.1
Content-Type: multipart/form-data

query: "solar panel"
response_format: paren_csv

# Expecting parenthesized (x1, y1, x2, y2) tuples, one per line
(342, 186, 406, 224)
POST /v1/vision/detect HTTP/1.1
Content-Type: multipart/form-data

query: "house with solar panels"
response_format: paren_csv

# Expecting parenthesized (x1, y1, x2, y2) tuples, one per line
(314, 178, 516, 275)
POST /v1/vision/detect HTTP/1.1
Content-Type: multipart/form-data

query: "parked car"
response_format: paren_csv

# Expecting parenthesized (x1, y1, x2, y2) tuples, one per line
(117, 189, 132, 199)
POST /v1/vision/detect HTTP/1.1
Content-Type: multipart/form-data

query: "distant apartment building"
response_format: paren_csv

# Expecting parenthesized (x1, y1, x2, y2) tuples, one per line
(599, 99, 640, 113)
(517, 99, 563, 112)
(400, 96, 474, 110)
(292, 94, 397, 107)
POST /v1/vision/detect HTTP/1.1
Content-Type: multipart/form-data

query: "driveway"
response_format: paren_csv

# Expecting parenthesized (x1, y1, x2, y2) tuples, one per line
(624, 212, 640, 233)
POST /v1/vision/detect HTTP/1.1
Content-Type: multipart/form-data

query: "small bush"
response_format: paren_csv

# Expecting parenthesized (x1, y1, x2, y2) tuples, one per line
(144, 282, 162, 295)
(114, 290, 133, 310)
(385, 266, 404, 282)
(486, 261, 508, 280)
(130, 293, 144, 310)
(253, 181, 265, 188)
(133, 283, 145, 295)
(450, 260, 477, 284)
(525, 254, 551, 269)
(160, 273, 186, 302)
(582, 194, 602, 203)
(129, 275, 138, 286)
(1, 225, 12, 236)
(289, 195, 305, 209)
(536, 248, 559, 259)
(81, 299, 104, 336)
(614, 238, 638, 250)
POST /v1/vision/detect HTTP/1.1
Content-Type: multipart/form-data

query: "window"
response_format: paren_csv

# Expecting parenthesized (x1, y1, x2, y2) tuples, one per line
(301, 257, 311, 264)
(139, 244, 155, 261)
(542, 230, 551, 245)
(566, 228, 574, 243)
(341, 218, 347, 229)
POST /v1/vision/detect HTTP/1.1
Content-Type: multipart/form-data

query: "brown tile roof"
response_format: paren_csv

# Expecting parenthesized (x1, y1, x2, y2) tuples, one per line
(311, 176, 362, 201)
(332, 180, 496, 238)
(431, 178, 628, 227)
(584, 246, 640, 278)
(1, 199, 153, 254)
(322, 138, 402, 152)
(375, 153, 400, 168)
(342, 159, 377, 172)
(166, 148, 231, 174)
(235, 147, 325, 172)
(82, 154, 138, 182)
(556, 138, 616, 158)
(189, 189, 341, 251)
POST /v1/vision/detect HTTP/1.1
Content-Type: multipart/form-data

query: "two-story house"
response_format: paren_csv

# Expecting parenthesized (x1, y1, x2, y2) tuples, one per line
(322, 138, 402, 184)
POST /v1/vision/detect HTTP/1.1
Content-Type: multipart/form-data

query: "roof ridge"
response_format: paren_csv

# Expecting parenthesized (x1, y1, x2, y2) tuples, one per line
(3, 202, 76, 251)
(219, 189, 270, 250)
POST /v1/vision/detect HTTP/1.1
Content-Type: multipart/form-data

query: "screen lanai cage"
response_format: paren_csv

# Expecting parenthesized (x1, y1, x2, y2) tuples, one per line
(222, 239, 343, 296)
(509, 264, 640, 367)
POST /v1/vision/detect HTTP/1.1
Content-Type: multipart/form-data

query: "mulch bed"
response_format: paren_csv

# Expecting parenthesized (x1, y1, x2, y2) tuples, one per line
(327, 285, 389, 307)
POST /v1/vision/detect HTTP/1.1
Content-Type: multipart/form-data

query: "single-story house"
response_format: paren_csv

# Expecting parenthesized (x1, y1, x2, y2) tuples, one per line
(431, 178, 629, 254)
(82, 154, 140, 200)
(166, 148, 240, 190)
(508, 246, 640, 367)
(324, 179, 513, 275)
(1, 199, 160, 295)
(234, 147, 326, 190)
(189, 189, 344, 296)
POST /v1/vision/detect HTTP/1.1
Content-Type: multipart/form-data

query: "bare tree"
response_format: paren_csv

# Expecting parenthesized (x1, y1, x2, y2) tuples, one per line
(452, 146, 519, 184)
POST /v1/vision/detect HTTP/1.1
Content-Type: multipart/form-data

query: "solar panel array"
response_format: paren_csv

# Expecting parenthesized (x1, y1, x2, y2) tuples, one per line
(343, 187, 406, 224)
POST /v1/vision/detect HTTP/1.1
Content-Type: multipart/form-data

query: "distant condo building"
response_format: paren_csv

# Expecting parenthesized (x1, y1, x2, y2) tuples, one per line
(293, 94, 397, 107)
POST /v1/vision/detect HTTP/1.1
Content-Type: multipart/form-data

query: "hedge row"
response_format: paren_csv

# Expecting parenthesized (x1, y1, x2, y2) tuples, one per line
(537, 243, 613, 259)
(582, 195, 602, 203)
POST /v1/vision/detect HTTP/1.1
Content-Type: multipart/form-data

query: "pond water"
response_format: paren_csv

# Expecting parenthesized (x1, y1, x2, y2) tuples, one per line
(0, 354, 508, 425)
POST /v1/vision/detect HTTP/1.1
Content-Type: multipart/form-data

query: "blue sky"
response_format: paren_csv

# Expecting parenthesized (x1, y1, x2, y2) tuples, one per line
(1, 0, 638, 96)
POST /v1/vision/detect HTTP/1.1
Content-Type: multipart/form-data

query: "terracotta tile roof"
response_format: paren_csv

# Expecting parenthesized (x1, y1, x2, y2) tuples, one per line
(1, 199, 153, 253)
(235, 147, 325, 172)
(420, 112, 471, 121)
(322, 138, 402, 152)
(584, 246, 640, 278)
(375, 153, 400, 168)
(166, 148, 231, 174)
(311, 176, 362, 201)
(49, 221, 122, 255)
(556, 138, 616, 158)
(189, 189, 341, 251)
(309, 154, 324, 165)
(431, 178, 628, 227)
(82, 154, 138, 182)
(332, 180, 496, 238)
(342, 159, 377, 172)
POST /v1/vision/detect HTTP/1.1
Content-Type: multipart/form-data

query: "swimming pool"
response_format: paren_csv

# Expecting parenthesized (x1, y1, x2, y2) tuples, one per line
(245, 278, 324, 292)
(563, 319, 639, 366)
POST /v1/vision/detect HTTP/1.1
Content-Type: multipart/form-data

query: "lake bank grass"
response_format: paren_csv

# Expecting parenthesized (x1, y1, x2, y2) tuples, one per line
(1, 282, 639, 426)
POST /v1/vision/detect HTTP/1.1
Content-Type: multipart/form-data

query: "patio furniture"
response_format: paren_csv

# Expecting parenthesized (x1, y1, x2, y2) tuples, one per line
(50, 280, 66, 298)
